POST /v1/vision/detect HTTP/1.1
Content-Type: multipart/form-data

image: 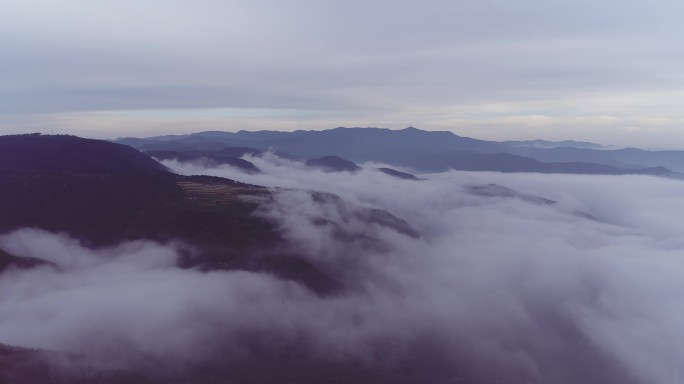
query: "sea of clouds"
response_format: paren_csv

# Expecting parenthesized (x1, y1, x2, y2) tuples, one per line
(1, 154, 684, 383)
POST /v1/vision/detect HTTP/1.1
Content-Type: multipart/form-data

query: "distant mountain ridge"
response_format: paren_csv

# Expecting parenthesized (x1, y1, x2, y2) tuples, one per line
(117, 127, 684, 177)
(503, 139, 608, 150)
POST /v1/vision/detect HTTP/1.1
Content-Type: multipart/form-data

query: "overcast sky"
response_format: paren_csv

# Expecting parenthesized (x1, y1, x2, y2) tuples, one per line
(1, 0, 684, 147)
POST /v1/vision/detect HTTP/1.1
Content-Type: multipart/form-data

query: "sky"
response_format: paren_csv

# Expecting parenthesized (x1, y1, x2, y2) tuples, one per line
(1, 0, 684, 147)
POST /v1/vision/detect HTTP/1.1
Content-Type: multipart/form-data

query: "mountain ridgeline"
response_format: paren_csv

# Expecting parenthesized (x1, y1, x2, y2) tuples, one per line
(0, 134, 420, 295)
(117, 127, 684, 177)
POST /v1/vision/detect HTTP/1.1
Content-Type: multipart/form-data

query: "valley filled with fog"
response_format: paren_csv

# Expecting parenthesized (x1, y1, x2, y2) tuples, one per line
(1, 152, 683, 383)
(4, 0, 684, 382)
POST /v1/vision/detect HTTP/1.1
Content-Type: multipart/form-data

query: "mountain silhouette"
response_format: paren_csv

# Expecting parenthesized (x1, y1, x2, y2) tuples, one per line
(305, 155, 361, 172)
(117, 127, 684, 177)
(146, 150, 261, 174)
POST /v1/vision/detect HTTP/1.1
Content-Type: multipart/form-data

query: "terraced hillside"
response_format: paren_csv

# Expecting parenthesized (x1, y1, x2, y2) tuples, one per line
(177, 178, 269, 206)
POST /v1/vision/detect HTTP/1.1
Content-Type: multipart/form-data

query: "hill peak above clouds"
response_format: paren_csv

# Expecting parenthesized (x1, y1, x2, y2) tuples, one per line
(2, 134, 167, 174)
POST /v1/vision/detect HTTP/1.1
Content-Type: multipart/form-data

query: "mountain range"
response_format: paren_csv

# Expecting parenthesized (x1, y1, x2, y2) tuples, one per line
(0, 129, 680, 383)
(117, 127, 684, 177)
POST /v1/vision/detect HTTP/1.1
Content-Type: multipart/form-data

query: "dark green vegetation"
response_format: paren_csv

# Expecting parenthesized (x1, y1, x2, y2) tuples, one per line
(118, 127, 684, 177)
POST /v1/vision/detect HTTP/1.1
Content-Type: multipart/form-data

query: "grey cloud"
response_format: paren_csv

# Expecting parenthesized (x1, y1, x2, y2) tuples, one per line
(1, 0, 683, 121)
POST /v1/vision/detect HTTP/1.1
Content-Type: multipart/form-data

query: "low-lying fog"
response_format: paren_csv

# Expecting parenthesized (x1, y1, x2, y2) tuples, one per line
(2, 154, 684, 383)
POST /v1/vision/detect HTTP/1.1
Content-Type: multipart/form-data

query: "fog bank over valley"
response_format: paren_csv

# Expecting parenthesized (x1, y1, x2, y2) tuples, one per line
(1, 151, 683, 383)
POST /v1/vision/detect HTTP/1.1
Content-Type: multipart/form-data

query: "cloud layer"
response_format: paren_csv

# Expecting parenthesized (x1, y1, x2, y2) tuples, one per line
(2, 157, 684, 382)
(2, 1, 684, 146)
